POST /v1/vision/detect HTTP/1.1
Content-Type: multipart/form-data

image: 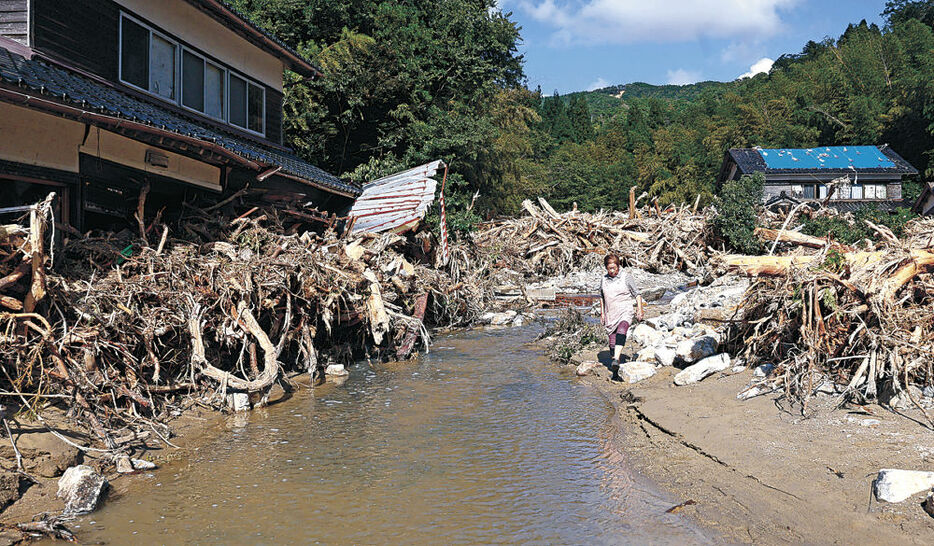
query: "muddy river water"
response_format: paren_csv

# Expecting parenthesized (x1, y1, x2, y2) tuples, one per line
(77, 324, 714, 544)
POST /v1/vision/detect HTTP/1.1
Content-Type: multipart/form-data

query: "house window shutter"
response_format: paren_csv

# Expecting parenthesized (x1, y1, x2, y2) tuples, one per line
(150, 34, 176, 99)
(182, 50, 204, 111)
(229, 74, 247, 128)
(120, 17, 149, 90)
(205, 62, 225, 120)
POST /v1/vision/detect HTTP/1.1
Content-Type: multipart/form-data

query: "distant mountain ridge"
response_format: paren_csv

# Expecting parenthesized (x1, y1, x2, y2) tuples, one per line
(561, 80, 738, 117)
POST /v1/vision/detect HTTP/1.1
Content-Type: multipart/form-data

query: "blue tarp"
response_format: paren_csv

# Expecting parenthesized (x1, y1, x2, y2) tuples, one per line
(757, 146, 895, 170)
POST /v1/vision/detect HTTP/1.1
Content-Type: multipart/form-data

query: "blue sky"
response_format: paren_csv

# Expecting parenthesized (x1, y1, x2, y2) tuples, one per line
(498, 0, 891, 94)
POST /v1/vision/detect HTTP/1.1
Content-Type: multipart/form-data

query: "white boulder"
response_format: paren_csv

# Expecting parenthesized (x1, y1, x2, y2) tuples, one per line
(630, 324, 662, 347)
(325, 364, 349, 377)
(576, 360, 598, 376)
(674, 353, 731, 386)
(874, 469, 934, 503)
(655, 347, 677, 367)
(480, 310, 518, 326)
(619, 361, 656, 384)
(58, 465, 108, 516)
(676, 336, 719, 363)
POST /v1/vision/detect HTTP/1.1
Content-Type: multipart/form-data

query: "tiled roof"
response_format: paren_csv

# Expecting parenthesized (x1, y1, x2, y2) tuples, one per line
(0, 44, 359, 197)
(729, 146, 917, 176)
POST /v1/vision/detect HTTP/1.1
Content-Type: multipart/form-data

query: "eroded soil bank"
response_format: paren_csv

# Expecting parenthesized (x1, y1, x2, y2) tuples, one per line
(568, 339, 934, 545)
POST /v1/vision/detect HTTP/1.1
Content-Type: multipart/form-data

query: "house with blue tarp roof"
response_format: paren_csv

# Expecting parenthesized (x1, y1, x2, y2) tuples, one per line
(0, 0, 361, 229)
(717, 145, 917, 212)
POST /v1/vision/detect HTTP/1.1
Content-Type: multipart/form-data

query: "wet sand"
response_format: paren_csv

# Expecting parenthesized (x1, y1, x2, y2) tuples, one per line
(571, 343, 934, 544)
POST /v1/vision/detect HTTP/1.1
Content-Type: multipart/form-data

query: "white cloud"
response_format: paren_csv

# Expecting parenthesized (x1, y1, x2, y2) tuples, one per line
(518, 0, 798, 46)
(738, 57, 774, 79)
(587, 77, 610, 91)
(666, 68, 701, 85)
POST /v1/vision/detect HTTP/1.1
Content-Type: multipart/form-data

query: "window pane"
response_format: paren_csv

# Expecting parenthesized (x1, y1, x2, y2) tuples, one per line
(151, 35, 176, 99)
(248, 83, 264, 134)
(229, 75, 247, 128)
(121, 18, 149, 89)
(803, 185, 815, 199)
(205, 63, 224, 119)
(851, 185, 863, 199)
(819, 185, 827, 199)
(182, 50, 204, 111)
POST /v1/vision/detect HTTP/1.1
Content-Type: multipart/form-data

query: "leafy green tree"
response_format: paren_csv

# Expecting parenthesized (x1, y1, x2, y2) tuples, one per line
(567, 95, 595, 143)
(712, 173, 764, 254)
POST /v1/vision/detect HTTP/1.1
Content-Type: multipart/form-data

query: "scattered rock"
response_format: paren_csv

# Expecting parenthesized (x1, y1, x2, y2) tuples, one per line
(58, 465, 108, 516)
(114, 455, 134, 474)
(480, 310, 518, 326)
(131, 459, 157, 471)
(655, 347, 677, 368)
(860, 419, 881, 427)
(619, 361, 656, 384)
(923, 491, 934, 519)
(873, 469, 934, 503)
(737, 385, 775, 400)
(630, 323, 662, 347)
(636, 345, 656, 362)
(511, 314, 525, 327)
(924, 386, 934, 399)
(674, 353, 731, 386)
(226, 392, 250, 412)
(576, 360, 598, 376)
(730, 365, 746, 373)
(675, 336, 718, 363)
(753, 363, 774, 378)
(325, 364, 349, 377)
(0, 471, 23, 511)
(114, 455, 157, 474)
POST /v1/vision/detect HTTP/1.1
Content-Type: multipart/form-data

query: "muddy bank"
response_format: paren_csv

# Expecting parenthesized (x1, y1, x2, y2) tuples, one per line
(565, 337, 934, 545)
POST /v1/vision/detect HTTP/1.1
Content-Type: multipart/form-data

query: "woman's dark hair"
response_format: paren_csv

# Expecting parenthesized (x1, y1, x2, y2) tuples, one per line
(604, 253, 620, 267)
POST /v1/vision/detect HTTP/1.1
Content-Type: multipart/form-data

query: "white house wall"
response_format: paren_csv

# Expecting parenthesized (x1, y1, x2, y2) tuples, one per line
(0, 102, 84, 172)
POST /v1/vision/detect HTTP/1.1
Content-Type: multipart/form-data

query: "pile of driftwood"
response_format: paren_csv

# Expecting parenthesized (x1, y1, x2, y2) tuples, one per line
(469, 196, 712, 280)
(0, 193, 486, 452)
(722, 217, 934, 422)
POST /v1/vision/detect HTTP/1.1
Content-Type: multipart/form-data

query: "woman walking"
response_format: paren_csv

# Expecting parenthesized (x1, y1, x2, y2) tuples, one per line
(600, 253, 643, 372)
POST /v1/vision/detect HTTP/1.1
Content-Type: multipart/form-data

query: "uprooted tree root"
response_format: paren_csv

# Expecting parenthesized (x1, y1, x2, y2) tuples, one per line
(723, 230, 934, 424)
(0, 194, 489, 453)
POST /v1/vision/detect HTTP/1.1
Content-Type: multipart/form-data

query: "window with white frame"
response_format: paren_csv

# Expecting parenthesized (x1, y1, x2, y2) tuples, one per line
(119, 13, 265, 137)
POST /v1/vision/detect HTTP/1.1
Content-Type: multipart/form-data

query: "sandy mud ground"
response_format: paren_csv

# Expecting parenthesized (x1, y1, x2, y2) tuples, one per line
(571, 341, 934, 545)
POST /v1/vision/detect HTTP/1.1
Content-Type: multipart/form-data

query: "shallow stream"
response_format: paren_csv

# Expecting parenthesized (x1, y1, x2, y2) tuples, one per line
(76, 324, 713, 544)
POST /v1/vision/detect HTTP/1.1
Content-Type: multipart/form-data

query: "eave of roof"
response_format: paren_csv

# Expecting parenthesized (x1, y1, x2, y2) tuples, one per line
(0, 43, 359, 197)
(182, 0, 323, 78)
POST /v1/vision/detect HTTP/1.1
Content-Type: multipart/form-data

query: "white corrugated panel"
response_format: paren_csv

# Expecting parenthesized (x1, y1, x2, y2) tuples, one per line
(348, 160, 445, 234)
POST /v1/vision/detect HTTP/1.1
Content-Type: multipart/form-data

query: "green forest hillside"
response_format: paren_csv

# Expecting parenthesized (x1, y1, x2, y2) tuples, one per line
(229, 0, 932, 227)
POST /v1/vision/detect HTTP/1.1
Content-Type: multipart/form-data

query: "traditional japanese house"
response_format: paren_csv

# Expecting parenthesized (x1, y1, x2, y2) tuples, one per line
(717, 146, 917, 212)
(0, 0, 360, 229)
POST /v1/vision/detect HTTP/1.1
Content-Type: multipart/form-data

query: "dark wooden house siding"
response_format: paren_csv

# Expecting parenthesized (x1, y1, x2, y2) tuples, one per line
(30, 0, 284, 147)
(266, 88, 283, 145)
(33, 0, 119, 81)
(0, 0, 28, 45)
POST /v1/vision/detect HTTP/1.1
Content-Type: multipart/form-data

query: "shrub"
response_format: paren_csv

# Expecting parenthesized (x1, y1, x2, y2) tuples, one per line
(802, 205, 917, 245)
(712, 173, 764, 254)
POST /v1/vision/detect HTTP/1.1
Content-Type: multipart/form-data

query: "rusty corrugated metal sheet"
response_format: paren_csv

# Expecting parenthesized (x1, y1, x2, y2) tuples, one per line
(348, 160, 445, 234)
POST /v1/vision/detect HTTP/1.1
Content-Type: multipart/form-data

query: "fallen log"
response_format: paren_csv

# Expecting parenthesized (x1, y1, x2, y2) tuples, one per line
(755, 227, 828, 248)
(723, 251, 885, 276)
